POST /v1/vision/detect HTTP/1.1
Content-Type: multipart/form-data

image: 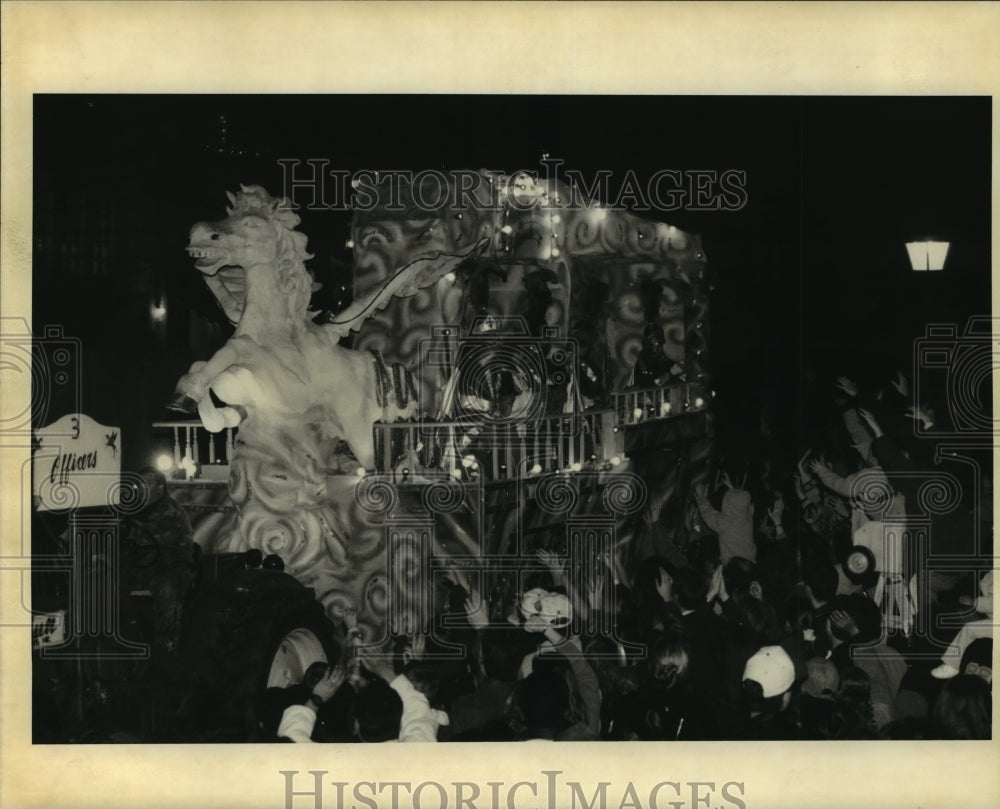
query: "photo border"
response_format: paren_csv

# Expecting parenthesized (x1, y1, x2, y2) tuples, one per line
(2, 3, 998, 808)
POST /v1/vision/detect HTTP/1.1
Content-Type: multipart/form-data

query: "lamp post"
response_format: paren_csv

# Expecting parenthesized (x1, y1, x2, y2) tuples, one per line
(906, 240, 950, 271)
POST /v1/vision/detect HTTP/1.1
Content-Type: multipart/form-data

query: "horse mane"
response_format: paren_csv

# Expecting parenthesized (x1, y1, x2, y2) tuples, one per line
(226, 185, 315, 322)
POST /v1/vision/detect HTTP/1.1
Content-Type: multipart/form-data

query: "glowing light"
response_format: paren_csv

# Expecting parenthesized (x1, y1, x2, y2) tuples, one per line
(450, 468, 462, 479)
(529, 463, 543, 475)
(355, 467, 367, 478)
(610, 456, 622, 467)
(694, 397, 705, 408)
(633, 407, 643, 420)
(551, 247, 560, 257)
(501, 225, 513, 235)
(155, 454, 174, 472)
(150, 302, 167, 322)
(906, 240, 950, 271)
(444, 272, 456, 284)
(551, 215, 561, 224)
(660, 402, 672, 416)
(346, 239, 355, 249)
(571, 462, 582, 472)
(179, 455, 197, 478)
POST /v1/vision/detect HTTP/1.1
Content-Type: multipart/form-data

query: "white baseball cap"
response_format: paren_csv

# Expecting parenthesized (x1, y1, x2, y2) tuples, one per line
(743, 645, 796, 698)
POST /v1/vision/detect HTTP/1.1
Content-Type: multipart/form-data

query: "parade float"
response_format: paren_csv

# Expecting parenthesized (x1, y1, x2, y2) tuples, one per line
(158, 169, 715, 676)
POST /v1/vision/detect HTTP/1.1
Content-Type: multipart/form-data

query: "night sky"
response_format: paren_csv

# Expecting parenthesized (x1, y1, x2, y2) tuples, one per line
(32, 95, 991, 472)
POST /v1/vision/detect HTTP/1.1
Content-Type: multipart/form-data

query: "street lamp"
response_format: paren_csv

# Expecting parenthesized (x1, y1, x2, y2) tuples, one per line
(906, 240, 949, 272)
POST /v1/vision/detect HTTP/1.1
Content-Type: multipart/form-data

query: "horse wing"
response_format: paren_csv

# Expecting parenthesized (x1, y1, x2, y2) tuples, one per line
(322, 238, 489, 339)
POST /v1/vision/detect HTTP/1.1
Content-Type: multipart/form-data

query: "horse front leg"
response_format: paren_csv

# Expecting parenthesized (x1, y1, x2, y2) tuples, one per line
(196, 364, 258, 433)
(334, 352, 382, 471)
(168, 340, 243, 414)
(169, 361, 207, 414)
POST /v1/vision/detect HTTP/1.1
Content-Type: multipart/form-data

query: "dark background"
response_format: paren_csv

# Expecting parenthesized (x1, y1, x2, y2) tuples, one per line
(32, 95, 991, 473)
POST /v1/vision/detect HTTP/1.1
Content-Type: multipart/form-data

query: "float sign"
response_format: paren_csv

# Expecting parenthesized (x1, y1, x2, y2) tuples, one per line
(33, 414, 121, 511)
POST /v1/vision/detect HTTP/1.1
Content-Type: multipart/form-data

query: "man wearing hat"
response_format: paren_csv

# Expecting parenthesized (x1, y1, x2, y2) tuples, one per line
(741, 645, 799, 739)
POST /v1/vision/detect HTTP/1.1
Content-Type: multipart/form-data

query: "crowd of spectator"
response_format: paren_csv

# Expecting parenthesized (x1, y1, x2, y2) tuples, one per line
(264, 367, 992, 742)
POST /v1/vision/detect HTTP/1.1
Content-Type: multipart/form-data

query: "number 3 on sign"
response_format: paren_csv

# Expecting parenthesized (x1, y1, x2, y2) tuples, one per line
(71, 416, 80, 440)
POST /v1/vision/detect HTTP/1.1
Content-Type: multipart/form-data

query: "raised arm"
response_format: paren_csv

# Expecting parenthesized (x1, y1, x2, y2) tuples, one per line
(276, 665, 346, 743)
(809, 457, 855, 498)
(535, 620, 601, 740)
(693, 482, 724, 532)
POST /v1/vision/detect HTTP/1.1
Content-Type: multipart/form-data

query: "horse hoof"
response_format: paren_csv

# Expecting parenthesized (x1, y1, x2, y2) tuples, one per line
(167, 393, 199, 414)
